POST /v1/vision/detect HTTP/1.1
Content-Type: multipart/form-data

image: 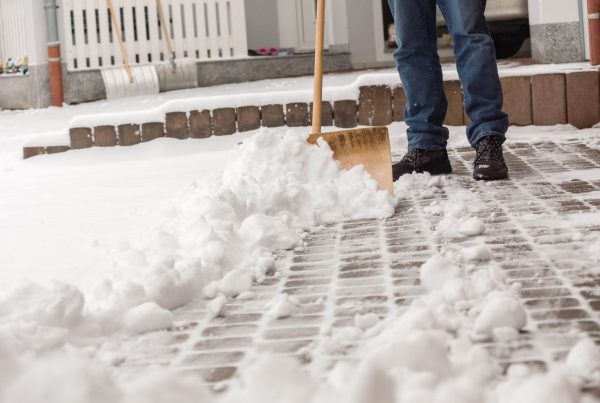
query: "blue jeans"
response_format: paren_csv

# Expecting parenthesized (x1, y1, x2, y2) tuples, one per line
(387, 0, 509, 150)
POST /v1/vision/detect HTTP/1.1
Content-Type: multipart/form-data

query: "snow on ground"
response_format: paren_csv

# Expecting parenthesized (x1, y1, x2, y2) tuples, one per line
(0, 120, 398, 398)
(1, 120, 600, 402)
(0, 134, 246, 292)
(2, 65, 600, 401)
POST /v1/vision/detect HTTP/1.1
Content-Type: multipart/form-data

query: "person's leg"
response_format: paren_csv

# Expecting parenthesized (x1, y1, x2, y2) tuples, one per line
(436, 0, 509, 146)
(388, 0, 449, 151)
(388, 0, 453, 180)
(437, 0, 509, 180)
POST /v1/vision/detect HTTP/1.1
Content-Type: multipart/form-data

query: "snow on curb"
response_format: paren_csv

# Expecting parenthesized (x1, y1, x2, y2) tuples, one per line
(68, 73, 402, 129)
(65, 63, 599, 129)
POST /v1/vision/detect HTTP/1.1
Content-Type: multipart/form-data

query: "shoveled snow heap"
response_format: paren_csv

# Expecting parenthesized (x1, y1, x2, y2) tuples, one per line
(0, 128, 395, 354)
(1, 160, 598, 402)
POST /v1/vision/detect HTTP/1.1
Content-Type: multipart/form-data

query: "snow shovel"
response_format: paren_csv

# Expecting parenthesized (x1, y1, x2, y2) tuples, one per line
(307, 0, 394, 195)
(155, 0, 198, 91)
(156, 0, 176, 71)
(102, 0, 159, 100)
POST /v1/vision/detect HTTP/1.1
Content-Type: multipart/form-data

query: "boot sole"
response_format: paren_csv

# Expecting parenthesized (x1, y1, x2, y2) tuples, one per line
(395, 165, 452, 180)
(472, 169, 509, 181)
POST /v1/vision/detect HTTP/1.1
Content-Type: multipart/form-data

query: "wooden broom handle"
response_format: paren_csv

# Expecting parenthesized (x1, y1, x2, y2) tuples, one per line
(107, 0, 133, 83)
(157, 0, 176, 57)
(311, 0, 326, 134)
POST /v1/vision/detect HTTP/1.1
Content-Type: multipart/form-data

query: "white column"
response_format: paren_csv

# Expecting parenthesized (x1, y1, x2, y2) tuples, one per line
(276, 0, 299, 49)
(528, 0, 580, 25)
(0, 0, 47, 65)
(27, 0, 49, 66)
(276, 0, 348, 51)
(528, 0, 585, 63)
(245, 0, 281, 50)
(328, 0, 349, 50)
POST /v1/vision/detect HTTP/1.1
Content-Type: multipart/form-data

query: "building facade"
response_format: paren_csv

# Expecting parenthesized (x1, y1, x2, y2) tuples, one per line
(0, 0, 595, 109)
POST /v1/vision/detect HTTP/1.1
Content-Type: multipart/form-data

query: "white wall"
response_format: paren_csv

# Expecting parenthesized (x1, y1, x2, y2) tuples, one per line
(245, 0, 280, 50)
(346, 0, 376, 66)
(346, 0, 395, 67)
(28, 0, 48, 65)
(528, 0, 581, 25)
(276, 0, 349, 51)
(329, 0, 349, 48)
(0, 0, 47, 66)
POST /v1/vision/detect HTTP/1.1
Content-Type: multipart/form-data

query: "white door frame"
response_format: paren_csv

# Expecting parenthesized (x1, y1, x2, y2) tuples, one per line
(580, 0, 590, 60)
(296, 0, 318, 50)
(277, 0, 332, 51)
(372, 0, 391, 63)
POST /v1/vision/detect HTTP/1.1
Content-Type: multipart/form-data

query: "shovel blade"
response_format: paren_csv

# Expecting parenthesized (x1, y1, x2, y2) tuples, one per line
(308, 126, 394, 196)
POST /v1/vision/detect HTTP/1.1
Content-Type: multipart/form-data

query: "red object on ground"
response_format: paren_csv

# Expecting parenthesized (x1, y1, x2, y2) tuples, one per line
(48, 43, 64, 107)
(589, 0, 600, 65)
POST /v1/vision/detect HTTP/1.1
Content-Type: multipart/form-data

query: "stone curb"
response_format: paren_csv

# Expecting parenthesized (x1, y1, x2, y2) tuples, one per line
(23, 72, 600, 159)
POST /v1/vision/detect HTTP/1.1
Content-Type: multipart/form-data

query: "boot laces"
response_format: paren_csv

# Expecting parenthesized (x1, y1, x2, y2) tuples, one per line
(475, 136, 504, 165)
(401, 149, 425, 169)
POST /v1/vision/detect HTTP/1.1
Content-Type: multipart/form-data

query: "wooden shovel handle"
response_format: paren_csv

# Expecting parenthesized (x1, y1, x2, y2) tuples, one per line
(311, 0, 326, 134)
(157, 0, 176, 57)
(107, 0, 133, 83)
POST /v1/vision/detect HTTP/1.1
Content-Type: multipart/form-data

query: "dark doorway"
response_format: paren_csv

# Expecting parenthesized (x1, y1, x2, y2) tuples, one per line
(381, 0, 396, 51)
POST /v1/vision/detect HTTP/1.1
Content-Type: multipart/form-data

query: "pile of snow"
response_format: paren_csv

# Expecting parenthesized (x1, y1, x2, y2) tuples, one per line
(218, 204, 594, 403)
(232, 173, 590, 403)
(0, 349, 212, 403)
(3, 125, 600, 403)
(0, 282, 84, 354)
(497, 372, 581, 403)
(2, 335, 597, 403)
(1, 159, 599, 402)
(98, 128, 394, 319)
(0, 128, 394, 357)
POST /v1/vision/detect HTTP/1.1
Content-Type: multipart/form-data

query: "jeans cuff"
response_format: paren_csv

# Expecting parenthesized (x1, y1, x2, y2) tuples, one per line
(408, 144, 446, 151)
(471, 131, 506, 147)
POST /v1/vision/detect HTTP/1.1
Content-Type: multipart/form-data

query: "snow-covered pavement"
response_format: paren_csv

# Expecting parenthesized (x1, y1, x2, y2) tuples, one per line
(85, 127, 600, 401)
(2, 103, 600, 401)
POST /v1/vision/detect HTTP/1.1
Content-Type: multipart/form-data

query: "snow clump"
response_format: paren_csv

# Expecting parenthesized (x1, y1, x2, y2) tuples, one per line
(474, 293, 527, 337)
(123, 302, 174, 333)
(565, 338, 600, 383)
(459, 217, 486, 237)
(420, 254, 460, 292)
(0, 282, 84, 354)
(266, 294, 300, 319)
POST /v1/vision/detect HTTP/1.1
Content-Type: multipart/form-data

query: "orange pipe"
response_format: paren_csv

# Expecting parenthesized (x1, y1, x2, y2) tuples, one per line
(589, 0, 600, 65)
(48, 43, 64, 106)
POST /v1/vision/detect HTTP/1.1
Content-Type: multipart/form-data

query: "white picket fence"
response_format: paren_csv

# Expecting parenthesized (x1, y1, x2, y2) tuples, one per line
(59, 0, 248, 71)
(0, 0, 29, 62)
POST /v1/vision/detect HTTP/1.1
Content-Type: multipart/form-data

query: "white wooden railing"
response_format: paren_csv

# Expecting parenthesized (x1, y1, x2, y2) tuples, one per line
(58, 0, 248, 71)
(0, 0, 29, 62)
